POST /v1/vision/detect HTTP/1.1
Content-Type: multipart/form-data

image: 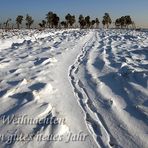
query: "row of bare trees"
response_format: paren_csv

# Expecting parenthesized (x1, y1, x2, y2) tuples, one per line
(115, 16, 135, 28)
(0, 12, 134, 29)
(0, 14, 34, 30)
(39, 12, 101, 29)
(16, 15, 34, 29)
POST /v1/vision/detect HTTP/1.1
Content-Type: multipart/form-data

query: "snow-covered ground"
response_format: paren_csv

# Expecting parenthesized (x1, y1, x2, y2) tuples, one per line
(0, 29, 148, 148)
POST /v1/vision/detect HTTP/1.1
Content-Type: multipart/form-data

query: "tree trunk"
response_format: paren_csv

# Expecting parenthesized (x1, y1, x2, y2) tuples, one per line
(107, 23, 109, 29)
(17, 23, 20, 29)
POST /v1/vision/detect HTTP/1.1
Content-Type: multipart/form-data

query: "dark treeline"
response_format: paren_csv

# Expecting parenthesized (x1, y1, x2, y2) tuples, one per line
(115, 16, 135, 29)
(0, 11, 135, 30)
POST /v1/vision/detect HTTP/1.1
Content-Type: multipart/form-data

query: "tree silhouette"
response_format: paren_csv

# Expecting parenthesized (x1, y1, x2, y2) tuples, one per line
(16, 15, 23, 29)
(42, 20, 46, 28)
(65, 14, 76, 28)
(85, 16, 91, 28)
(4, 18, 11, 29)
(115, 15, 133, 29)
(46, 11, 54, 28)
(102, 13, 112, 28)
(115, 18, 121, 28)
(52, 13, 60, 28)
(120, 16, 126, 28)
(61, 21, 67, 28)
(39, 20, 46, 28)
(26, 14, 34, 29)
(125, 16, 132, 28)
(79, 15, 86, 29)
(39, 23, 42, 28)
(102, 20, 105, 28)
(65, 13, 71, 28)
(91, 20, 96, 29)
(95, 18, 100, 29)
(46, 12, 60, 28)
(69, 15, 76, 27)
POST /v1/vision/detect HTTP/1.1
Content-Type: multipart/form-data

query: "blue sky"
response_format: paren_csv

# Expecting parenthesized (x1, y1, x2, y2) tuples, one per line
(0, 0, 148, 27)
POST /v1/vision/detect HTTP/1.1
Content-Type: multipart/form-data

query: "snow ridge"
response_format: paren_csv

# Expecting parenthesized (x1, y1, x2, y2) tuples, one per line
(68, 31, 119, 148)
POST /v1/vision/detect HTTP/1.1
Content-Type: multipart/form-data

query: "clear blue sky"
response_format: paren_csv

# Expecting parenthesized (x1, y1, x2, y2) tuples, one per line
(0, 0, 148, 27)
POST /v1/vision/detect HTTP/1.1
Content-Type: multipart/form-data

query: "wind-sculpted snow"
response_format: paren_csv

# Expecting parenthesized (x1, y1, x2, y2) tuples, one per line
(0, 29, 148, 148)
(69, 29, 148, 148)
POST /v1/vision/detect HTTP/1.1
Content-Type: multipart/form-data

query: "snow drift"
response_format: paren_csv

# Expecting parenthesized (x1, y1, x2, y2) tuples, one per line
(0, 29, 148, 148)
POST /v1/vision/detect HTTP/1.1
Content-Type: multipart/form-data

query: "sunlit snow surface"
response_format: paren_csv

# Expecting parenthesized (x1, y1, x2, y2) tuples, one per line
(0, 29, 148, 148)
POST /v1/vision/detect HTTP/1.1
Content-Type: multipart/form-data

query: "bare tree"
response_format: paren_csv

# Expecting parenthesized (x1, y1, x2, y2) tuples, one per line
(65, 14, 76, 28)
(16, 15, 23, 29)
(102, 13, 112, 28)
(4, 18, 11, 30)
(26, 14, 34, 29)
(95, 18, 100, 29)
(79, 15, 86, 29)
